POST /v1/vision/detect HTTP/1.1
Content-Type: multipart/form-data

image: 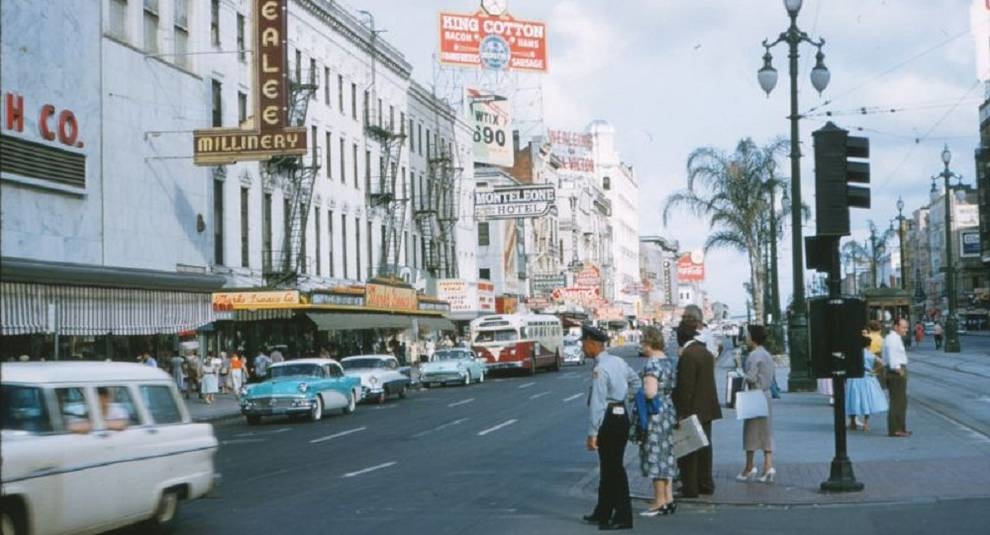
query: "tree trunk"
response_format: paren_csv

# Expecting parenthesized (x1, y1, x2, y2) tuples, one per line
(749, 245, 766, 326)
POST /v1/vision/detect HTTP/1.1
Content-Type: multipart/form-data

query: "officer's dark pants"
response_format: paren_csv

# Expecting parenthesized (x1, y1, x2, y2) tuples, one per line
(592, 409, 632, 524)
(676, 421, 714, 496)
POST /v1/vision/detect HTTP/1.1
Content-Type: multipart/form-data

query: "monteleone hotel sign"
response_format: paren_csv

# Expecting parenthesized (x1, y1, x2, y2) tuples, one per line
(193, 0, 306, 165)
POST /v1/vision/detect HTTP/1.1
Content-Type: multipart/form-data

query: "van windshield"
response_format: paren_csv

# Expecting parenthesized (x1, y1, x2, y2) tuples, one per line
(473, 329, 518, 343)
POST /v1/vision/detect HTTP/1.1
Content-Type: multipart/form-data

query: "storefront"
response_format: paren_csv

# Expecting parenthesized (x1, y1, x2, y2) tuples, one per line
(1, 257, 223, 361)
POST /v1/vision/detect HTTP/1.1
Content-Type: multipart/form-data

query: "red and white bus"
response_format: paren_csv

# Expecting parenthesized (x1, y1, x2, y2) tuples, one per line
(470, 314, 564, 374)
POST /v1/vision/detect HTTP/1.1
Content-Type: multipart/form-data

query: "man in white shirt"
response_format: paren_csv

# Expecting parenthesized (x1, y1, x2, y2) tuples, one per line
(882, 318, 911, 437)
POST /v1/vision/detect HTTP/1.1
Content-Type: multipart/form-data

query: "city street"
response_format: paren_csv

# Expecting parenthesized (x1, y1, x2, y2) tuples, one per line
(157, 342, 990, 535)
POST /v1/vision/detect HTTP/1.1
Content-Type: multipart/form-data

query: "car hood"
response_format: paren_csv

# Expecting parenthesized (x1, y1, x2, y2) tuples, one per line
(244, 376, 314, 397)
(343, 369, 386, 380)
(421, 361, 464, 373)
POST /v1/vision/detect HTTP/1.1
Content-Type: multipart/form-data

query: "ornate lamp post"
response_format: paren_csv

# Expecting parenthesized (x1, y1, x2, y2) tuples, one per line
(932, 145, 965, 353)
(868, 221, 879, 289)
(893, 196, 907, 290)
(758, 0, 829, 391)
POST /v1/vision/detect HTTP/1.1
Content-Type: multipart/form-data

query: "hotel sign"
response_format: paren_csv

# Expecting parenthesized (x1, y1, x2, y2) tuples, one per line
(474, 185, 556, 220)
(193, 0, 306, 165)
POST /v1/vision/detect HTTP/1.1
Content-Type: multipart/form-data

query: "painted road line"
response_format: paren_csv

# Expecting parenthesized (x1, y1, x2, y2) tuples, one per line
(529, 391, 551, 400)
(563, 393, 584, 402)
(412, 417, 470, 438)
(478, 419, 518, 436)
(518, 382, 536, 389)
(233, 427, 291, 438)
(310, 427, 367, 444)
(343, 461, 397, 478)
(448, 398, 475, 407)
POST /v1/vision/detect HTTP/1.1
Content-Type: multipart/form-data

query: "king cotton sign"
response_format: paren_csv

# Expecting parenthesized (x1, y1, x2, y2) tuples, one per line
(438, 11, 548, 72)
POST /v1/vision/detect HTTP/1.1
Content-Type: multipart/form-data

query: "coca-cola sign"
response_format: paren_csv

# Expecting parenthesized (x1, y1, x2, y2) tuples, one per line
(676, 252, 705, 283)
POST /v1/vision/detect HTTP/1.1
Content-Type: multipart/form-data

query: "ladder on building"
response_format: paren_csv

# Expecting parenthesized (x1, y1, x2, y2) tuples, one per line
(262, 78, 318, 288)
(367, 115, 406, 278)
(416, 136, 461, 278)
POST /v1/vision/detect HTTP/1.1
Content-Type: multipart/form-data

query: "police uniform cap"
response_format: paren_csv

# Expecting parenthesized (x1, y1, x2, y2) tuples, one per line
(580, 325, 609, 343)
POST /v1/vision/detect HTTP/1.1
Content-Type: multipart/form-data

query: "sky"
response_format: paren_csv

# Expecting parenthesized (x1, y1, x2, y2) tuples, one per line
(344, 0, 987, 316)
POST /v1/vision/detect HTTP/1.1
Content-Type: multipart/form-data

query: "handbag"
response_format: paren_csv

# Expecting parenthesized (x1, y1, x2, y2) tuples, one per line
(672, 414, 709, 458)
(735, 389, 769, 420)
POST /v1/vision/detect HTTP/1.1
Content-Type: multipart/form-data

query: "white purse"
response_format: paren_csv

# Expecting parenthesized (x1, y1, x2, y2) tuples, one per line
(735, 389, 769, 420)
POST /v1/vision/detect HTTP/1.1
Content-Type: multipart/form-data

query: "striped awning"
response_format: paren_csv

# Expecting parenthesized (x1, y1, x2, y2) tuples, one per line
(1, 282, 215, 336)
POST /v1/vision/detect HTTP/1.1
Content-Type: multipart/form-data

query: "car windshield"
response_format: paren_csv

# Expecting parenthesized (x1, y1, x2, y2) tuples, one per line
(342, 358, 386, 370)
(270, 364, 321, 378)
(564, 338, 578, 347)
(435, 351, 469, 361)
(473, 329, 518, 343)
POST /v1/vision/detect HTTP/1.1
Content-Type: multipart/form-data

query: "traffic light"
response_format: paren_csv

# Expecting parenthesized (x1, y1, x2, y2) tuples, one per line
(812, 122, 870, 236)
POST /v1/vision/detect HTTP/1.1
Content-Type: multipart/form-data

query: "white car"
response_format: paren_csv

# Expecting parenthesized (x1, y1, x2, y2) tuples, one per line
(340, 355, 412, 403)
(419, 349, 486, 387)
(561, 336, 585, 365)
(1, 362, 218, 535)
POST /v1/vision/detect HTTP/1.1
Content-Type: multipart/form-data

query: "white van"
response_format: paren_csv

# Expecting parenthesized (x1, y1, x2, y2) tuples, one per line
(1, 362, 218, 535)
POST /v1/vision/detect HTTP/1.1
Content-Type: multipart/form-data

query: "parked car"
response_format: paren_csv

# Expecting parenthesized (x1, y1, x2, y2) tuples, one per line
(239, 359, 360, 425)
(1, 362, 218, 534)
(420, 349, 486, 387)
(561, 335, 585, 366)
(340, 355, 412, 403)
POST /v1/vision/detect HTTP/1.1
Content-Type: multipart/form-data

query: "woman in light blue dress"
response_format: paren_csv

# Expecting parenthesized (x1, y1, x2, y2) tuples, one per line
(845, 334, 889, 432)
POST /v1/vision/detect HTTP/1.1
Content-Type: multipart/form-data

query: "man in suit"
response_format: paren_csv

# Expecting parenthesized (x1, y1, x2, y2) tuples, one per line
(673, 317, 722, 497)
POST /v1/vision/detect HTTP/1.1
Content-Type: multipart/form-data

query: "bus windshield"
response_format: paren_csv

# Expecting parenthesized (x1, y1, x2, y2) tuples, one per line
(473, 329, 518, 344)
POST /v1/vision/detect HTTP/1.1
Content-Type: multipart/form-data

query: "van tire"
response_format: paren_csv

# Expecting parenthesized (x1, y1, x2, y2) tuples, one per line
(147, 487, 180, 532)
(1, 498, 26, 535)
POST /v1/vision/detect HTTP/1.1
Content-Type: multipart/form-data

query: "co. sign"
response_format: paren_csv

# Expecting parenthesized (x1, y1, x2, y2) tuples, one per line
(3, 92, 84, 148)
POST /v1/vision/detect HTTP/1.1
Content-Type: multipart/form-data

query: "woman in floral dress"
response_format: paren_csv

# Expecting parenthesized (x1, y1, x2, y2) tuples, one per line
(631, 325, 679, 517)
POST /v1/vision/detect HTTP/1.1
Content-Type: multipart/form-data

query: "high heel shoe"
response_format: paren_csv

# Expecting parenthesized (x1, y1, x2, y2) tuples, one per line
(757, 468, 776, 483)
(736, 468, 757, 481)
(661, 502, 677, 516)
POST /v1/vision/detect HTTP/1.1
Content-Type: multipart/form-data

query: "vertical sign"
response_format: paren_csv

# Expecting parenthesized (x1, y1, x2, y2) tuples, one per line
(193, 0, 307, 165)
(467, 87, 513, 166)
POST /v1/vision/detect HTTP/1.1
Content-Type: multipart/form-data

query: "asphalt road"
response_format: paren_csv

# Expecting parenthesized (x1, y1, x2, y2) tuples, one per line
(152, 342, 990, 535)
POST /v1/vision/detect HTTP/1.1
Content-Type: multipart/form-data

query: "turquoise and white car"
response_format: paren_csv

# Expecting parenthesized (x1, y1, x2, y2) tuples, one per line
(239, 359, 361, 425)
(420, 349, 486, 387)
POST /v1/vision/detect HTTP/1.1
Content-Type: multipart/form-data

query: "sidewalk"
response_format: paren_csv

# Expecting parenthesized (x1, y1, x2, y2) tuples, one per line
(623, 358, 990, 506)
(185, 392, 243, 422)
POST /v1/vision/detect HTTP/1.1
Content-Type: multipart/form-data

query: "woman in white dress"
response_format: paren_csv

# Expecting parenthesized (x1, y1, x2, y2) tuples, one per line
(200, 352, 221, 404)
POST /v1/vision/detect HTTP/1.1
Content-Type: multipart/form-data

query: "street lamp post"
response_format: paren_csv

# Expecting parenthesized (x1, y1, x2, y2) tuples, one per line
(868, 221, 879, 289)
(758, 0, 829, 392)
(893, 197, 907, 291)
(932, 145, 965, 353)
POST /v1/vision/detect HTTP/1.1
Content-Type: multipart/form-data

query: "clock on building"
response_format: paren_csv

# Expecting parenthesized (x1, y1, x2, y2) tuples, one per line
(481, 0, 507, 16)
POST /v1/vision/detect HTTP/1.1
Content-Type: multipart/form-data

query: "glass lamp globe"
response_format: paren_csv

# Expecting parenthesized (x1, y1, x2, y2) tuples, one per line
(758, 53, 778, 95)
(941, 145, 951, 166)
(784, 0, 803, 15)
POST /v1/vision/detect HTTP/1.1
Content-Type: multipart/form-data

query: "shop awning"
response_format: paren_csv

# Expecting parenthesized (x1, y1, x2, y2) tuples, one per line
(1, 281, 215, 336)
(305, 312, 454, 332)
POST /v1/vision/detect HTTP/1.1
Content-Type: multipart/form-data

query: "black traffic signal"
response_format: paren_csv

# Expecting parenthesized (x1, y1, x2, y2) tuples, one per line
(812, 122, 870, 236)
(809, 297, 867, 379)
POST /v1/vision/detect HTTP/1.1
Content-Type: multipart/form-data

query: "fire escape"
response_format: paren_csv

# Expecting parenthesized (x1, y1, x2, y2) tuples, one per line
(262, 76, 318, 287)
(416, 134, 461, 278)
(367, 109, 406, 278)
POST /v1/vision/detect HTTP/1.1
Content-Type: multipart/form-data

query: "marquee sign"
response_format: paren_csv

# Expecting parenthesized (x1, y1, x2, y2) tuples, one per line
(193, 0, 306, 165)
(474, 184, 556, 219)
(212, 290, 300, 311)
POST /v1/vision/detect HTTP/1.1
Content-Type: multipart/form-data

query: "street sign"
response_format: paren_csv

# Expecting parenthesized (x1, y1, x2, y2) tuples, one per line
(474, 185, 556, 220)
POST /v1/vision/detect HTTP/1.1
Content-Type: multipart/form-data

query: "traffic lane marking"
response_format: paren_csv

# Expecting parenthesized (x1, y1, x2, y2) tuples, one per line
(412, 417, 470, 438)
(529, 391, 550, 400)
(233, 427, 291, 438)
(448, 398, 475, 407)
(478, 419, 517, 436)
(310, 427, 367, 444)
(518, 382, 536, 389)
(563, 393, 583, 402)
(343, 461, 397, 478)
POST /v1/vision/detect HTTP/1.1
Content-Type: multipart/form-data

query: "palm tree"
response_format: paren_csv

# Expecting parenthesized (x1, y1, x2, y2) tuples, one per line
(662, 138, 787, 325)
(840, 240, 868, 294)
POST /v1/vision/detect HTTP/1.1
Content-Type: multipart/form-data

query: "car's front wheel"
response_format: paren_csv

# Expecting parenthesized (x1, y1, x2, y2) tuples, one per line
(343, 389, 357, 414)
(463, 372, 471, 386)
(309, 396, 323, 422)
(476, 370, 484, 384)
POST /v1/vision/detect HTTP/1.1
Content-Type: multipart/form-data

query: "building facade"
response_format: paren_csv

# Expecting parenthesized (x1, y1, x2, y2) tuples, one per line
(638, 235, 679, 323)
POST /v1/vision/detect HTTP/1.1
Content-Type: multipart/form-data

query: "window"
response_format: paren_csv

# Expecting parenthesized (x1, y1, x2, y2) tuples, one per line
(352, 143, 358, 189)
(143, 0, 159, 53)
(55, 387, 90, 433)
(299, 203, 309, 273)
(338, 75, 344, 113)
(356, 217, 361, 280)
(426, 129, 431, 159)
(480, 268, 491, 280)
(377, 97, 383, 127)
(236, 13, 246, 61)
(408, 118, 414, 152)
(140, 385, 182, 424)
(363, 90, 370, 125)
(404, 230, 410, 265)
(389, 105, 395, 131)
(109, 0, 128, 41)
(339, 138, 346, 184)
(283, 198, 291, 264)
(310, 58, 317, 89)
(310, 125, 317, 165)
(1, 385, 52, 433)
(341, 214, 348, 279)
(365, 149, 371, 192)
(418, 123, 423, 155)
(324, 67, 330, 105)
(332, 131, 333, 180)
(174, 0, 189, 68)
(100, 386, 141, 427)
(367, 220, 374, 279)
(351, 82, 357, 119)
(263, 193, 272, 271)
(211, 79, 222, 127)
(237, 91, 247, 125)
(401, 167, 407, 199)
(240, 187, 250, 267)
(294, 49, 301, 84)
(315, 207, 322, 275)
(328, 209, 334, 277)
(210, 0, 220, 46)
(213, 178, 224, 265)
(478, 222, 490, 246)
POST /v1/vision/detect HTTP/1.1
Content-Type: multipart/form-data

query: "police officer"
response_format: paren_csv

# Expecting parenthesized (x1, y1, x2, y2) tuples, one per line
(582, 325, 641, 530)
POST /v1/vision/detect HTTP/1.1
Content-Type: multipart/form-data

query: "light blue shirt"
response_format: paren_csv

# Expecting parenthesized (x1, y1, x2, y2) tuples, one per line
(588, 351, 641, 436)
